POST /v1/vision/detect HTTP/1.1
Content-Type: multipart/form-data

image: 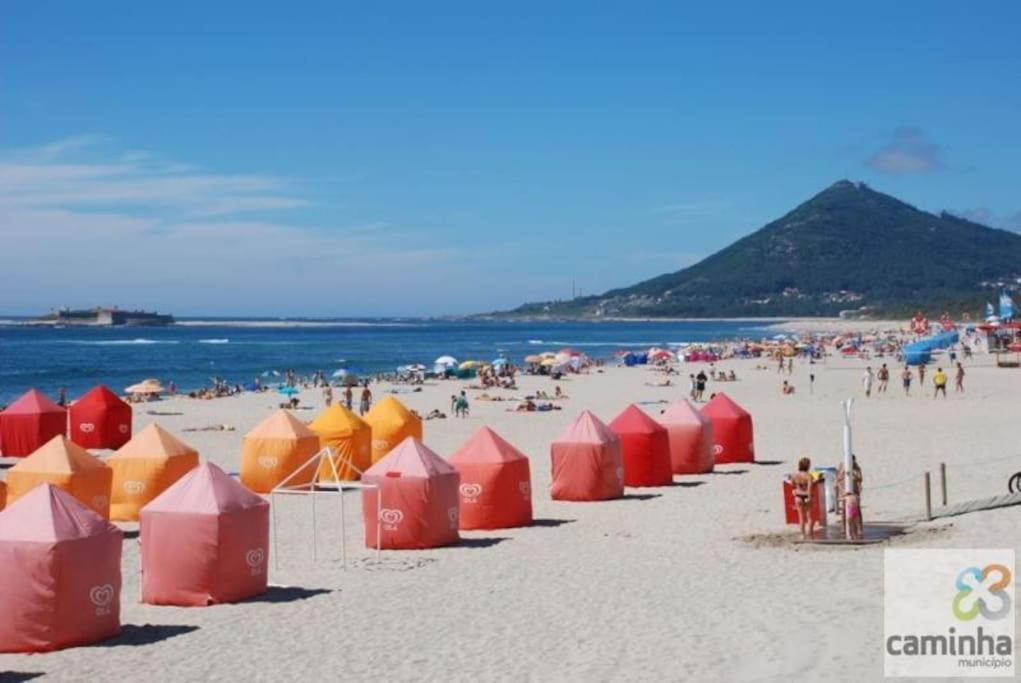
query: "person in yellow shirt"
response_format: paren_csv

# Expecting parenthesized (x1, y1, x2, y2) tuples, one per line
(933, 367, 948, 399)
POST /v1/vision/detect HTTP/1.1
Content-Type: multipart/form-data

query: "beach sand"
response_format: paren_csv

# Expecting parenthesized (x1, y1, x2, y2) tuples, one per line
(1, 352, 1019, 681)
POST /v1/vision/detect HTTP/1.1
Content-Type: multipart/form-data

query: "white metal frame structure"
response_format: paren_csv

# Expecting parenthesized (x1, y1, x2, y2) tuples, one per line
(270, 446, 381, 569)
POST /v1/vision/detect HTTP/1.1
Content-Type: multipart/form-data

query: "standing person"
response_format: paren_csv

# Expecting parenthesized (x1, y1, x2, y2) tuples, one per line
(948, 347, 957, 367)
(456, 391, 470, 418)
(777, 355, 784, 374)
(57, 387, 68, 407)
(932, 367, 948, 399)
(695, 369, 707, 402)
(344, 385, 353, 410)
(862, 367, 874, 398)
(954, 362, 965, 393)
(787, 357, 794, 375)
(836, 454, 864, 537)
(450, 394, 458, 413)
(168, 379, 177, 396)
(900, 366, 912, 395)
(917, 363, 926, 387)
(688, 374, 696, 400)
(359, 384, 372, 415)
(791, 457, 816, 540)
(876, 364, 889, 394)
(323, 385, 333, 407)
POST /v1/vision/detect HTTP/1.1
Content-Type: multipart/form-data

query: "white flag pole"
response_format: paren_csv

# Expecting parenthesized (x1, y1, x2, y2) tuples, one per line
(842, 398, 854, 540)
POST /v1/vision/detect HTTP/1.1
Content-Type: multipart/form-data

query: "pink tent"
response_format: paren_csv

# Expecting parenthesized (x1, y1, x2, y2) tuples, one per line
(550, 410, 624, 501)
(608, 404, 673, 487)
(361, 437, 460, 549)
(449, 426, 533, 530)
(140, 462, 269, 606)
(0, 389, 67, 457)
(659, 399, 715, 474)
(0, 484, 122, 653)
(701, 393, 755, 464)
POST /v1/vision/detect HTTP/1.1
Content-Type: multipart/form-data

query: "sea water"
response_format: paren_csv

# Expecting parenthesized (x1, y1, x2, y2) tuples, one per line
(0, 318, 773, 402)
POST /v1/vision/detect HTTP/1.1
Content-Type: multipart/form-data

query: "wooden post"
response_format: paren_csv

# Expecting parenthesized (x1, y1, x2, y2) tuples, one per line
(924, 472, 933, 521)
(939, 462, 947, 507)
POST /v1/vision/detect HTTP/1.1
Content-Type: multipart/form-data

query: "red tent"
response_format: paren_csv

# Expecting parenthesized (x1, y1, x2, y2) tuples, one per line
(0, 484, 122, 653)
(140, 462, 269, 606)
(449, 426, 532, 530)
(361, 438, 460, 549)
(69, 385, 132, 450)
(608, 405, 673, 487)
(701, 393, 755, 464)
(550, 410, 624, 501)
(0, 389, 67, 457)
(659, 399, 715, 474)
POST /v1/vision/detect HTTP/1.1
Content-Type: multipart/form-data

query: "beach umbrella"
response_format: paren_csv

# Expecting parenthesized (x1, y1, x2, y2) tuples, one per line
(524, 354, 543, 364)
(459, 360, 480, 370)
(492, 358, 508, 367)
(332, 369, 349, 378)
(434, 355, 458, 367)
(278, 386, 299, 397)
(124, 379, 164, 395)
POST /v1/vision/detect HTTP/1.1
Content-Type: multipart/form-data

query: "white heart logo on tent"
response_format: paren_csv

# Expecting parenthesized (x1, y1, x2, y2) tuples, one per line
(258, 456, 279, 469)
(246, 548, 265, 568)
(89, 584, 114, 607)
(123, 480, 145, 495)
(79, 422, 95, 433)
(447, 507, 459, 530)
(380, 508, 404, 525)
(713, 444, 724, 456)
(119, 424, 129, 434)
(372, 439, 390, 451)
(519, 481, 531, 498)
(459, 483, 483, 500)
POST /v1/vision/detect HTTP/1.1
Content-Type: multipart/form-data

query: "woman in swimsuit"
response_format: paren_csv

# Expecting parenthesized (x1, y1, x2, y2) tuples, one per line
(791, 457, 815, 539)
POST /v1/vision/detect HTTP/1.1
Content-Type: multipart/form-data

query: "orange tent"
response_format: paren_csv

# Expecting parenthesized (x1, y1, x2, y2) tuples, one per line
(363, 396, 423, 464)
(361, 437, 460, 549)
(6, 435, 112, 518)
(449, 427, 532, 530)
(550, 410, 624, 501)
(0, 484, 122, 653)
(701, 393, 755, 464)
(658, 399, 715, 474)
(141, 462, 269, 606)
(309, 404, 372, 481)
(608, 404, 673, 487)
(240, 410, 320, 493)
(108, 424, 199, 521)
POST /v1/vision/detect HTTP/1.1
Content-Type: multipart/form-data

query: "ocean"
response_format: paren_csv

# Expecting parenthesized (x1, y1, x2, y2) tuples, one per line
(0, 319, 774, 403)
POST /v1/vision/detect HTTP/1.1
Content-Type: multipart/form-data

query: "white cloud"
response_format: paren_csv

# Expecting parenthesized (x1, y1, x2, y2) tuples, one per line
(0, 137, 503, 315)
(865, 127, 943, 174)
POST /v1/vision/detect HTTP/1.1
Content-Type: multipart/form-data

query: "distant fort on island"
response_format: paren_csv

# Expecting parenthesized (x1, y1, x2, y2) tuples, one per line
(39, 306, 175, 326)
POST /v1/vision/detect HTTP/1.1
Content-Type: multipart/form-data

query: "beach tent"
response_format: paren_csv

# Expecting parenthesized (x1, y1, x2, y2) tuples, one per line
(309, 404, 372, 481)
(108, 424, 199, 521)
(449, 427, 532, 530)
(658, 399, 715, 474)
(140, 462, 269, 606)
(6, 435, 112, 518)
(608, 405, 673, 487)
(241, 410, 320, 493)
(69, 385, 132, 450)
(361, 437, 460, 549)
(550, 410, 624, 501)
(363, 396, 423, 465)
(0, 484, 122, 653)
(701, 393, 755, 464)
(0, 389, 67, 457)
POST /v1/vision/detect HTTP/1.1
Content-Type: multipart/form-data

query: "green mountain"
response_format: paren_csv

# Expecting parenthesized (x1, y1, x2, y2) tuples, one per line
(498, 180, 1021, 319)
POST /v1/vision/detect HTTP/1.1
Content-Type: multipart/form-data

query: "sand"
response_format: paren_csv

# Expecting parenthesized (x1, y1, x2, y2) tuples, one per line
(1, 350, 1019, 681)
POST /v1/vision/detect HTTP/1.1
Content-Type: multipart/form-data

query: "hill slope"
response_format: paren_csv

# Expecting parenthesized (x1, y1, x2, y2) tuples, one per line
(500, 181, 1021, 318)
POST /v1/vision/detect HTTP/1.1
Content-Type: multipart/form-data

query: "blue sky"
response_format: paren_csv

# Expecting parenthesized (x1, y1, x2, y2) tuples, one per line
(1, 2, 1019, 316)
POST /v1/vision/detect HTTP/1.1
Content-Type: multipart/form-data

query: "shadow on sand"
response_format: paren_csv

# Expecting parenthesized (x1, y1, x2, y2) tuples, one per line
(618, 493, 662, 501)
(457, 536, 510, 549)
(707, 469, 748, 476)
(753, 460, 786, 466)
(530, 518, 576, 527)
(0, 674, 45, 683)
(92, 624, 198, 648)
(244, 587, 333, 604)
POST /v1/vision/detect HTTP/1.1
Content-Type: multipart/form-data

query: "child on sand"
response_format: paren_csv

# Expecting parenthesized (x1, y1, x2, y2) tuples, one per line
(843, 491, 863, 540)
(933, 367, 948, 399)
(901, 366, 912, 395)
(954, 362, 965, 393)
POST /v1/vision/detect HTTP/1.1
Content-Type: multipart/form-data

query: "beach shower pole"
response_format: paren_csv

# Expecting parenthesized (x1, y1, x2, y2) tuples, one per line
(939, 462, 947, 507)
(841, 398, 854, 540)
